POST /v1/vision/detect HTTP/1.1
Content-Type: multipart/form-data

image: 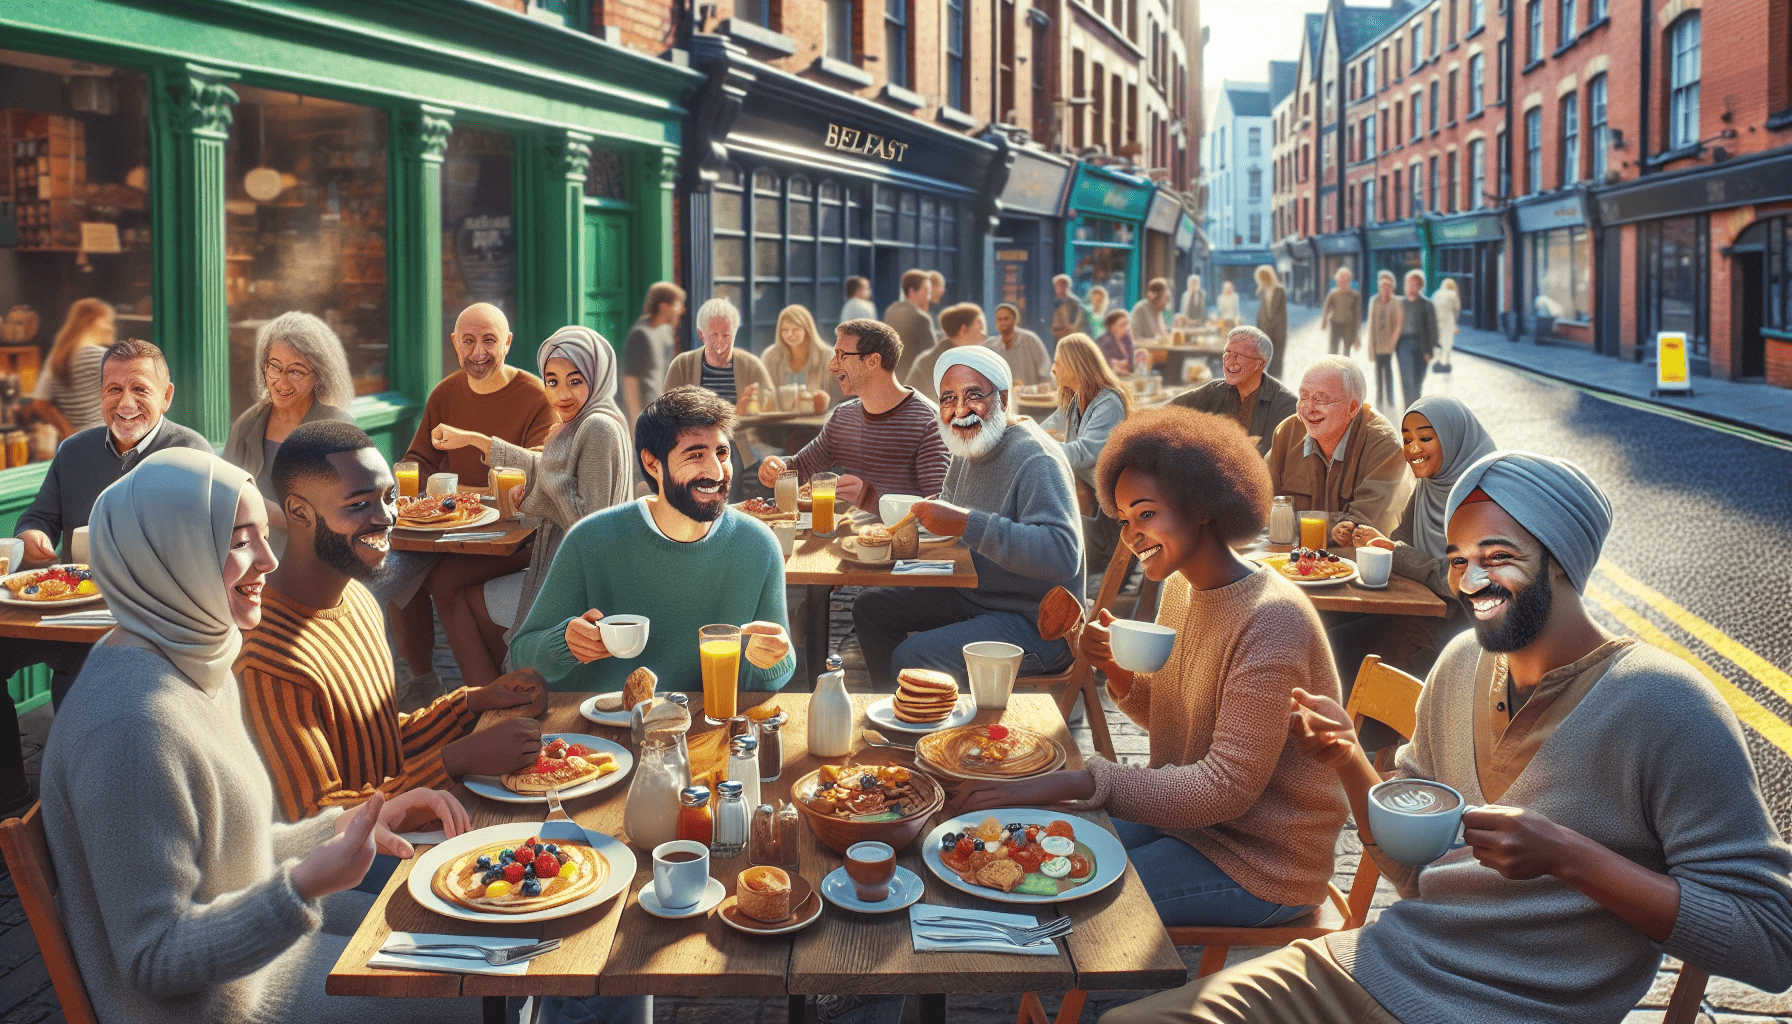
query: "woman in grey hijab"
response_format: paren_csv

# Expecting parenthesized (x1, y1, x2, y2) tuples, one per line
(432, 325, 633, 687)
(39, 448, 476, 1024)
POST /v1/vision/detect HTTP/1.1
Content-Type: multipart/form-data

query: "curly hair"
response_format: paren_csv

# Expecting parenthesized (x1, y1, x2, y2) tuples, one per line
(252, 311, 355, 409)
(1095, 406, 1271, 545)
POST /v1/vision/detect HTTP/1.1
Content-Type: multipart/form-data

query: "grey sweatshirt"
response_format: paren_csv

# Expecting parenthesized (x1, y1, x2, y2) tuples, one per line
(1330, 632, 1792, 1024)
(941, 417, 1085, 619)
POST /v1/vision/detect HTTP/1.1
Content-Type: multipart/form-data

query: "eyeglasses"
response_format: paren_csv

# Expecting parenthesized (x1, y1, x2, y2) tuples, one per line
(939, 388, 994, 409)
(1297, 391, 1348, 408)
(831, 349, 870, 360)
(264, 360, 314, 385)
(1222, 349, 1264, 364)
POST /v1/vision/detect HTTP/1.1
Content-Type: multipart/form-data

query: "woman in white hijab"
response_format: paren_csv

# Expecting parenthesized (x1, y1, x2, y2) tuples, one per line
(432, 325, 633, 687)
(39, 448, 474, 1024)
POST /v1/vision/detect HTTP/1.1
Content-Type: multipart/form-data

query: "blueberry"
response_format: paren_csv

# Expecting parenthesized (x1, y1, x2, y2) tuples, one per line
(545, 844, 559, 855)
(521, 878, 542, 896)
(476, 855, 492, 870)
(818, 780, 834, 791)
(972, 838, 985, 852)
(941, 833, 957, 848)
(1005, 823, 1022, 833)
(860, 774, 878, 789)
(525, 862, 537, 877)
(22, 585, 36, 595)
(483, 868, 503, 884)
(441, 498, 456, 511)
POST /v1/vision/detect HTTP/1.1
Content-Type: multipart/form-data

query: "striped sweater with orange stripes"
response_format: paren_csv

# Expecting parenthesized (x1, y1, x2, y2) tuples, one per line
(237, 580, 479, 822)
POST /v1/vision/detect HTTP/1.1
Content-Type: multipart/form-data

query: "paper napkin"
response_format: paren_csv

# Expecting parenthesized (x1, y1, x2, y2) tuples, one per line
(892, 560, 955, 576)
(909, 905, 1061, 956)
(369, 931, 539, 977)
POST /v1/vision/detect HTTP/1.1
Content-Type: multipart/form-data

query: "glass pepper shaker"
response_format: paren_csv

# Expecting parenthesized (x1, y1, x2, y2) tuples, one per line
(712, 780, 749, 857)
(756, 709, 786, 782)
(749, 803, 779, 866)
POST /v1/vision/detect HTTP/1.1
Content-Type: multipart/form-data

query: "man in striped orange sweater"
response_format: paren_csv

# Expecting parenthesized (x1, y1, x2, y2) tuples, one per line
(237, 421, 548, 824)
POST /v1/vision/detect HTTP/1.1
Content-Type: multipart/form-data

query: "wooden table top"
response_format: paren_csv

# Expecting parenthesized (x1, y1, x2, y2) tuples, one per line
(783, 524, 978, 590)
(327, 692, 1186, 1000)
(389, 518, 535, 556)
(1253, 545, 1449, 618)
(740, 411, 830, 430)
(0, 596, 113, 643)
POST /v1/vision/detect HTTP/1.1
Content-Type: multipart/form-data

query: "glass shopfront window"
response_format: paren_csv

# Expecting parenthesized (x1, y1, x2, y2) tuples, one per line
(1526, 225, 1590, 322)
(1642, 215, 1708, 360)
(0, 51, 151, 469)
(1069, 217, 1135, 307)
(224, 86, 387, 416)
(442, 127, 516, 364)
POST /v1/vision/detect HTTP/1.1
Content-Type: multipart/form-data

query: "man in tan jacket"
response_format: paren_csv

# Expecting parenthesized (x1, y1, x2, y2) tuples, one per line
(1265, 356, 1413, 537)
(1320, 267, 1361, 355)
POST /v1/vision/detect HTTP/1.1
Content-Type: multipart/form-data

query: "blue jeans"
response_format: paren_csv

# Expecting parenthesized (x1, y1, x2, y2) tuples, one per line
(852, 587, 1072, 690)
(1395, 342, 1428, 412)
(1111, 818, 1314, 927)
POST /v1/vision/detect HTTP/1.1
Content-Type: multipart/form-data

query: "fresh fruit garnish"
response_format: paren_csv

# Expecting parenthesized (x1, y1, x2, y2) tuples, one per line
(521, 878, 542, 896)
(486, 880, 513, 898)
(1066, 853, 1092, 878)
(954, 837, 974, 856)
(564, 743, 590, 758)
(1045, 820, 1075, 839)
(514, 845, 535, 865)
(745, 702, 782, 722)
(987, 725, 1009, 740)
(534, 853, 560, 878)
(503, 862, 526, 883)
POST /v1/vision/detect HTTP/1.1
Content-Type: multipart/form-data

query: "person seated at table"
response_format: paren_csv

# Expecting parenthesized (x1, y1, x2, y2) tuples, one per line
(883, 268, 936, 380)
(1040, 333, 1134, 574)
(1179, 274, 1206, 326)
(853, 348, 1082, 687)
(384, 303, 556, 696)
(955, 407, 1348, 926)
(623, 281, 685, 425)
(840, 276, 878, 324)
(664, 298, 775, 413)
(30, 297, 114, 436)
(985, 302, 1052, 386)
(1086, 284, 1110, 327)
(756, 318, 948, 512)
(1326, 394, 1496, 687)
(1052, 274, 1091, 340)
(41, 447, 478, 1024)
(1096, 308, 1137, 376)
(1214, 280, 1240, 329)
(1171, 325, 1297, 458)
(510, 386, 795, 693)
(427, 326, 633, 687)
(1123, 452, 1792, 1024)
(222, 311, 357, 553)
(1265, 355, 1413, 537)
(762, 303, 843, 407)
(1130, 277, 1171, 345)
(240, 419, 549, 823)
(907, 302, 989, 402)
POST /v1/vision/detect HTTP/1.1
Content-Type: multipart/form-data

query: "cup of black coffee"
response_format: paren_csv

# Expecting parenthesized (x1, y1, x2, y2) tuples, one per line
(1366, 779, 1478, 865)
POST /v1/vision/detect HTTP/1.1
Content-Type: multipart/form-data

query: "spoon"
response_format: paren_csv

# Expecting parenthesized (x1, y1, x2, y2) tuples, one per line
(861, 728, 916, 752)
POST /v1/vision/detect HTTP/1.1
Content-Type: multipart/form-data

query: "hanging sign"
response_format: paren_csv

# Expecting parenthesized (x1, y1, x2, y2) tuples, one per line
(1653, 332, 1693, 395)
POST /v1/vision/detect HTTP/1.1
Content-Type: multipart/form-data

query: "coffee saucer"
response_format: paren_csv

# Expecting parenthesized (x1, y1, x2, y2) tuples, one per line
(719, 876, 821, 935)
(639, 876, 727, 919)
(820, 866, 925, 914)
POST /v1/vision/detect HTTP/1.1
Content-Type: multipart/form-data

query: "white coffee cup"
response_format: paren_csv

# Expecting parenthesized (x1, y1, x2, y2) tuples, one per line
(772, 522, 797, 560)
(426, 472, 458, 497)
(1107, 619, 1177, 673)
(879, 494, 922, 526)
(651, 839, 712, 910)
(0, 537, 23, 576)
(598, 614, 651, 659)
(1356, 545, 1393, 587)
(69, 526, 90, 566)
(963, 641, 1024, 710)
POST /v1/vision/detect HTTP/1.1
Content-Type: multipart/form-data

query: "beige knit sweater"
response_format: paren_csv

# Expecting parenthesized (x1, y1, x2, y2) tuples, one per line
(1086, 566, 1349, 907)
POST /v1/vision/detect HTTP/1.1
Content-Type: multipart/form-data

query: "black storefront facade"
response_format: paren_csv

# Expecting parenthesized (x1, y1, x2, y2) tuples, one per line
(1365, 222, 1426, 287)
(1428, 210, 1505, 332)
(1314, 231, 1364, 295)
(991, 146, 1074, 342)
(684, 36, 1006, 353)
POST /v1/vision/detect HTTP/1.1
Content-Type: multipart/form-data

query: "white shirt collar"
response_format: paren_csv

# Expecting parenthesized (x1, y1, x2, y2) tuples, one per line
(635, 495, 718, 544)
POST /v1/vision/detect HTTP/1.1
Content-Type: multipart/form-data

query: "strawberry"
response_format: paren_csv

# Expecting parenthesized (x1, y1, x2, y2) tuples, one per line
(533, 854, 560, 878)
(534, 757, 557, 774)
(565, 743, 590, 758)
(514, 845, 535, 865)
(503, 862, 526, 883)
(986, 725, 1009, 740)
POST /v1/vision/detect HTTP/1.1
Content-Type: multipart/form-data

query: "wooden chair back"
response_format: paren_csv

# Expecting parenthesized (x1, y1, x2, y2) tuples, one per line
(0, 804, 98, 1024)
(1344, 654, 1423, 744)
(1014, 541, 1137, 760)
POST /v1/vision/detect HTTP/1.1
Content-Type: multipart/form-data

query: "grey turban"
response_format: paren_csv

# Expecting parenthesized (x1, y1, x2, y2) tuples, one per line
(1446, 451, 1612, 592)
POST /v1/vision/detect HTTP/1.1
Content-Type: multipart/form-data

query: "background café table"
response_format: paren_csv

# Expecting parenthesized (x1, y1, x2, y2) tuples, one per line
(327, 692, 1186, 1023)
(389, 487, 537, 558)
(1253, 544, 1448, 618)
(0, 597, 114, 645)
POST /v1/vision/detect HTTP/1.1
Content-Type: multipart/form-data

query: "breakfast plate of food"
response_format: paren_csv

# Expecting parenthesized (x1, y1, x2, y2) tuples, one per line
(0, 564, 102, 607)
(865, 669, 977, 732)
(916, 723, 1066, 782)
(921, 812, 1125, 904)
(732, 497, 798, 523)
(412, 821, 635, 922)
(1256, 548, 1360, 587)
(463, 734, 632, 805)
(395, 490, 500, 532)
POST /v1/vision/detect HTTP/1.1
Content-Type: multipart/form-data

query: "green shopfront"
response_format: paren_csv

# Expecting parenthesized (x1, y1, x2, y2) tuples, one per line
(1065, 164, 1156, 310)
(0, 0, 696, 710)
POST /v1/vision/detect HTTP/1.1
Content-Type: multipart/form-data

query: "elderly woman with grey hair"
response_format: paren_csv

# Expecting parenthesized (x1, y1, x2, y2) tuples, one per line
(223, 311, 357, 546)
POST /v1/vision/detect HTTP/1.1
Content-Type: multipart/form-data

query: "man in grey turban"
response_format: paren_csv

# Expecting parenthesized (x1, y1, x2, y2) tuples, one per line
(1118, 452, 1792, 1024)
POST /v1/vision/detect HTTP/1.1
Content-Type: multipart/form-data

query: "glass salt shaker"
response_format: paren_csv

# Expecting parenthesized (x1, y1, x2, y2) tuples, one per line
(728, 734, 762, 811)
(712, 780, 749, 857)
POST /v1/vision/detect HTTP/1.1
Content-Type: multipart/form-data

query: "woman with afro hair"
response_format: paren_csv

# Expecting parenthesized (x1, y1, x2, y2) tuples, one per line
(952, 406, 1349, 926)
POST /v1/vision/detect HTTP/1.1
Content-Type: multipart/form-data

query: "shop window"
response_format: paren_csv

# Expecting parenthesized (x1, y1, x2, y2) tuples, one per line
(0, 52, 151, 468)
(886, 0, 910, 88)
(1589, 74, 1608, 181)
(1069, 217, 1133, 309)
(899, 191, 919, 245)
(227, 85, 389, 415)
(439, 125, 513, 375)
(1765, 218, 1792, 331)
(1668, 14, 1701, 150)
(711, 163, 746, 308)
(584, 146, 628, 202)
(1642, 215, 1708, 359)
(1560, 92, 1579, 186)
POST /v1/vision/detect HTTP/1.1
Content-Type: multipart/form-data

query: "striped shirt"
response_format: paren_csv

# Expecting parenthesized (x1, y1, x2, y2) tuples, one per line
(33, 345, 107, 433)
(237, 580, 479, 822)
(788, 389, 950, 508)
(699, 357, 737, 401)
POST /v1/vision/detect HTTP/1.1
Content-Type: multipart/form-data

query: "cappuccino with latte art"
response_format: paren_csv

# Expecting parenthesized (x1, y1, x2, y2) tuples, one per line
(1373, 780, 1462, 815)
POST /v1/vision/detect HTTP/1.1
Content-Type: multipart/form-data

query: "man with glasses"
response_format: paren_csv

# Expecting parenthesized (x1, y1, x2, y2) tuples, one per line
(1172, 325, 1298, 457)
(1265, 355, 1413, 536)
(852, 347, 1083, 689)
(757, 319, 948, 511)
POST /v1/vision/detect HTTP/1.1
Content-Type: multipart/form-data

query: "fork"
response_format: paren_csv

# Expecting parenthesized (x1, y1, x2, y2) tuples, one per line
(380, 938, 561, 965)
(918, 915, 1074, 945)
(540, 787, 586, 844)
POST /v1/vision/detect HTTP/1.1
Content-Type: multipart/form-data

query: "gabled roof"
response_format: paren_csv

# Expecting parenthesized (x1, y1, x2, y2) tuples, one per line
(1226, 85, 1273, 118)
(1339, 0, 1416, 56)
(1302, 13, 1325, 80)
(1268, 61, 1299, 107)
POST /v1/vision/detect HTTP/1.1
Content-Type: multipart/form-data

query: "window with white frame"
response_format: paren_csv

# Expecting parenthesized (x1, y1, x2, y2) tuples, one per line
(1589, 0, 1606, 23)
(1430, 80, 1439, 131)
(1411, 161, 1424, 213)
(1413, 25, 1425, 69)
(1669, 14, 1701, 150)
(1248, 126, 1262, 156)
(1527, 0, 1543, 62)
(1249, 213, 1262, 243)
(826, 0, 854, 61)
(886, 0, 910, 87)
(1471, 0, 1485, 31)
(1589, 73, 1608, 181)
(1469, 54, 1485, 114)
(1559, 0, 1576, 46)
(1412, 91, 1424, 141)
(1469, 137, 1486, 207)
(946, 0, 967, 109)
(1560, 91, 1579, 185)
(1525, 106, 1542, 193)
(1249, 167, 1262, 199)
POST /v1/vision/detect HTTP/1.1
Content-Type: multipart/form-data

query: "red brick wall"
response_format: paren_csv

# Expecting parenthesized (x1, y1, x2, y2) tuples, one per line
(595, 0, 678, 54)
(1768, 338, 1792, 387)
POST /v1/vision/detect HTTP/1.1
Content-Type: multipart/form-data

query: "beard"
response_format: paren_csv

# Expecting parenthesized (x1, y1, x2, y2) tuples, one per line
(940, 410, 1008, 460)
(664, 470, 730, 522)
(1461, 551, 1554, 653)
(315, 519, 391, 585)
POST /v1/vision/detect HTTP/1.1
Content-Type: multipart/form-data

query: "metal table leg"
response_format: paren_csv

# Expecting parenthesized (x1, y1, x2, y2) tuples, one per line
(802, 583, 832, 690)
(917, 993, 946, 1024)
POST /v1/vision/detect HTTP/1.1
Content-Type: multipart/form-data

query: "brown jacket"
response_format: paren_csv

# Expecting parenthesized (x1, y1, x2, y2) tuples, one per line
(1265, 402, 1414, 536)
(1322, 286, 1362, 347)
(664, 348, 778, 404)
(883, 299, 936, 380)
(1367, 293, 1404, 357)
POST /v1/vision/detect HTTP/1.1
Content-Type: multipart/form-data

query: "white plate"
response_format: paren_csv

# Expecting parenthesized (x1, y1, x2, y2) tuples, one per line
(921, 810, 1127, 905)
(578, 694, 635, 729)
(865, 695, 977, 734)
(462, 735, 633, 805)
(394, 505, 502, 534)
(1256, 553, 1360, 588)
(406, 821, 636, 924)
(0, 565, 103, 609)
(820, 865, 925, 913)
(639, 876, 727, 919)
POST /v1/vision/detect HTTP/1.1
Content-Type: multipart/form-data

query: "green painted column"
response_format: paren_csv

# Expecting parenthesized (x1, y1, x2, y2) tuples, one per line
(514, 128, 592, 360)
(149, 62, 238, 443)
(638, 145, 680, 287)
(388, 103, 454, 427)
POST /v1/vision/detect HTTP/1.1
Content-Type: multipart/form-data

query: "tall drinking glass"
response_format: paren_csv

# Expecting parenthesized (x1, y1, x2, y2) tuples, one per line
(775, 468, 799, 515)
(811, 472, 839, 535)
(699, 624, 742, 725)
(1299, 511, 1328, 550)
(491, 466, 527, 519)
(394, 460, 421, 498)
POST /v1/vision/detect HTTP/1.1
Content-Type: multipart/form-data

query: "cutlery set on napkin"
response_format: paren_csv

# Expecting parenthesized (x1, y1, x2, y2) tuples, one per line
(371, 933, 558, 975)
(908, 905, 1073, 954)
(891, 560, 956, 576)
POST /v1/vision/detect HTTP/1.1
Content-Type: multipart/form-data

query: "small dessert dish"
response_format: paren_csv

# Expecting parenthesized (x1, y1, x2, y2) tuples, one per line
(735, 865, 793, 923)
(856, 525, 892, 561)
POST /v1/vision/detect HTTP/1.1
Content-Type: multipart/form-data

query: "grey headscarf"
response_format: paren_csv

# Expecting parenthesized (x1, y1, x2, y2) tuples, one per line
(1404, 394, 1498, 560)
(1446, 451, 1612, 593)
(536, 325, 627, 442)
(88, 448, 256, 693)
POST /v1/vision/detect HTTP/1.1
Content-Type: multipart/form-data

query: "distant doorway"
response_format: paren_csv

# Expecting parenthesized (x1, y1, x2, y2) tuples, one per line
(1734, 250, 1766, 379)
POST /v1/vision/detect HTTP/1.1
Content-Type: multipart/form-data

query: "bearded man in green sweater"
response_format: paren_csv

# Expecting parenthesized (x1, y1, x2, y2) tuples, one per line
(1106, 451, 1792, 1024)
(510, 386, 795, 693)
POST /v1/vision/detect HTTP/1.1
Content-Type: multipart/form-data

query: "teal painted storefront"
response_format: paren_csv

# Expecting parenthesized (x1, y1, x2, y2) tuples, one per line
(1064, 164, 1157, 310)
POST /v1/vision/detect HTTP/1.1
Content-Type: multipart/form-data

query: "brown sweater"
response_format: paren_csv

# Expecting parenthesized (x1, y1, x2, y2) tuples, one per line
(237, 582, 479, 821)
(1085, 568, 1349, 907)
(402, 369, 556, 483)
(1265, 402, 1415, 537)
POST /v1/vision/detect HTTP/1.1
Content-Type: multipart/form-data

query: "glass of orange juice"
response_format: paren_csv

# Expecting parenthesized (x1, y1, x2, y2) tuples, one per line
(1299, 511, 1328, 550)
(698, 624, 742, 725)
(491, 466, 527, 519)
(811, 472, 838, 535)
(394, 461, 420, 498)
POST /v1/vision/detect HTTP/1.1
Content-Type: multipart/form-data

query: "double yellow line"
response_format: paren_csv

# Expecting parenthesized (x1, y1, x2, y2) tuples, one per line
(1585, 560, 1792, 756)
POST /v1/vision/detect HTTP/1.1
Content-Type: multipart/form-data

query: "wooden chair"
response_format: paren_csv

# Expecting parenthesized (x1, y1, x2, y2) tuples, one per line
(1013, 542, 1137, 761)
(0, 804, 98, 1024)
(1665, 965, 1710, 1024)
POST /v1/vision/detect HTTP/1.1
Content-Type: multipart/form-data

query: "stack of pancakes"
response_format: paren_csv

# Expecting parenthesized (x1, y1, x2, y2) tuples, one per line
(893, 669, 959, 724)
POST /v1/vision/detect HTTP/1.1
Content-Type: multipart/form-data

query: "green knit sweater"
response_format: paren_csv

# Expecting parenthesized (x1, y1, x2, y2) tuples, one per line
(510, 499, 796, 692)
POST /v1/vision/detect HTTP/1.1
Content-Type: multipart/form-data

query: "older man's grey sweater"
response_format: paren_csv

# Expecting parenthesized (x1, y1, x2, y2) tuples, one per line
(1329, 632, 1792, 1024)
(941, 418, 1085, 618)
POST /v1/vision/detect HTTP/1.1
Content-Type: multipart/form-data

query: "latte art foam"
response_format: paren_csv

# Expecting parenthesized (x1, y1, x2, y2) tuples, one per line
(1374, 780, 1462, 815)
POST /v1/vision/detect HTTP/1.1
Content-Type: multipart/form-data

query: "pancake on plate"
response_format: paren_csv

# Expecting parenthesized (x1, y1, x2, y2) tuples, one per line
(938, 817, 1098, 897)
(432, 833, 608, 914)
(3, 565, 97, 603)
(1263, 548, 1355, 582)
(918, 724, 1061, 779)
(396, 490, 485, 527)
(893, 668, 958, 724)
(501, 736, 617, 794)
(732, 497, 797, 523)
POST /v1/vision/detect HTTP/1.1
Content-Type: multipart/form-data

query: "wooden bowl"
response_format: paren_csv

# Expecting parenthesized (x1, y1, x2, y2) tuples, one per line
(790, 767, 945, 854)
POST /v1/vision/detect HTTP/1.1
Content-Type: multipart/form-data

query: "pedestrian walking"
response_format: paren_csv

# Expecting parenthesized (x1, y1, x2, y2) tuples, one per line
(1431, 278, 1460, 373)
(1366, 271, 1402, 409)
(1396, 269, 1437, 411)
(1320, 267, 1361, 356)
(1255, 265, 1288, 381)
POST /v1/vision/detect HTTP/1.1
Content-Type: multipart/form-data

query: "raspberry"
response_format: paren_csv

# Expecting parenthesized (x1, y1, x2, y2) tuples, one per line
(986, 725, 1009, 740)
(504, 862, 526, 883)
(565, 743, 590, 758)
(514, 845, 535, 865)
(534, 854, 560, 878)
(534, 757, 556, 774)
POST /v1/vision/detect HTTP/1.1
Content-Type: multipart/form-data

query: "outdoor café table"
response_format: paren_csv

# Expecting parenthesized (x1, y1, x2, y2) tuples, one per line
(1255, 544, 1448, 618)
(1138, 337, 1226, 383)
(740, 410, 830, 453)
(326, 692, 1187, 1024)
(0, 596, 113, 644)
(389, 518, 536, 557)
(783, 519, 979, 685)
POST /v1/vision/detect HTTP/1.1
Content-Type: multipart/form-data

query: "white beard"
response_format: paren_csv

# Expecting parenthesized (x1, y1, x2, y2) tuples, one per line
(940, 411, 1008, 459)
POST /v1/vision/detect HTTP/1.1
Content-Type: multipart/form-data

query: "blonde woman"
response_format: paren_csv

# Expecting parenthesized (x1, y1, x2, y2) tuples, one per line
(1215, 280, 1241, 328)
(1431, 277, 1461, 373)
(33, 298, 115, 433)
(1042, 333, 1136, 569)
(761, 304, 841, 407)
(1254, 264, 1288, 380)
